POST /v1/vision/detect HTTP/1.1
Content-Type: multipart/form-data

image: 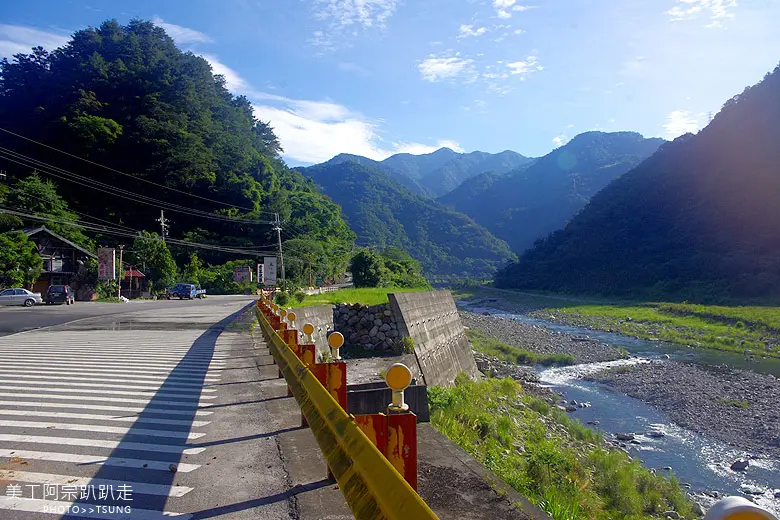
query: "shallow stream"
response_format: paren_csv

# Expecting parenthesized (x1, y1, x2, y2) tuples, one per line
(462, 304, 780, 514)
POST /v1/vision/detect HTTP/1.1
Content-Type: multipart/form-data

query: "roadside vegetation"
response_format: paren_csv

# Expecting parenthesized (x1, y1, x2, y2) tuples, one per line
(429, 376, 696, 520)
(466, 329, 575, 366)
(530, 303, 780, 359)
(290, 287, 426, 307)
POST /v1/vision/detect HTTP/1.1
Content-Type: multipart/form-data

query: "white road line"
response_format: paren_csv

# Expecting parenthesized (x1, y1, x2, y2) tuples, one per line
(0, 420, 205, 440)
(0, 496, 192, 519)
(0, 392, 214, 408)
(0, 449, 200, 473)
(0, 409, 211, 427)
(0, 434, 205, 455)
(0, 366, 221, 382)
(0, 379, 216, 394)
(0, 361, 224, 376)
(0, 400, 213, 416)
(0, 372, 212, 389)
(0, 385, 216, 400)
(0, 355, 227, 368)
(0, 470, 193, 497)
(0, 348, 229, 358)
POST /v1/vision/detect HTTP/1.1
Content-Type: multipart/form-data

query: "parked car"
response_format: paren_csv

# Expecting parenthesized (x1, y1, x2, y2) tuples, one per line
(45, 285, 76, 305)
(0, 288, 43, 307)
(164, 283, 206, 300)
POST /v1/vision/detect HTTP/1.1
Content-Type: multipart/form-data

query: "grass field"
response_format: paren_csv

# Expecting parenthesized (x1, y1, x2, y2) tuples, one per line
(293, 287, 428, 307)
(530, 302, 780, 358)
(429, 376, 695, 520)
(466, 329, 575, 366)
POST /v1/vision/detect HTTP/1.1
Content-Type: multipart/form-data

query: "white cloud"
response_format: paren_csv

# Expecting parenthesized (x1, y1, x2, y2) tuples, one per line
(458, 24, 487, 38)
(393, 140, 464, 155)
(666, 0, 737, 27)
(506, 55, 543, 78)
(418, 53, 476, 82)
(552, 134, 569, 147)
(311, 0, 398, 50)
(0, 24, 69, 59)
(663, 110, 700, 139)
(493, 0, 537, 18)
(152, 17, 213, 44)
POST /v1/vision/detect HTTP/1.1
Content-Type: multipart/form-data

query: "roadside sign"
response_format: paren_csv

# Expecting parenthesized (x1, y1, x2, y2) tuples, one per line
(264, 256, 277, 285)
(257, 263, 265, 283)
(97, 248, 115, 280)
(234, 265, 252, 283)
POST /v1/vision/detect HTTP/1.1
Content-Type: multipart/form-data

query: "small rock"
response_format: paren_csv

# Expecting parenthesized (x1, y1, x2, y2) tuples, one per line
(586, 420, 600, 425)
(739, 484, 764, 496)
(730, 459, 749, 471)
(692, 502, 704, 516)
(169, 464, 178, 473)
(564, 406, 577, 412)
(570, 400, 577, 406)
(774, 490, 780, 499)
(663, 466, 673, 471)
(663, 512, 679, 520)
(616, 433, 635, 441)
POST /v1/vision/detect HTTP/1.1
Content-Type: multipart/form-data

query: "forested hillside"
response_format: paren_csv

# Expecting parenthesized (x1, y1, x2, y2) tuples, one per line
(440, 132, 664, 253)
(299, 160, 517, 278)
(0, 19, 355, 280)
(496, 64, 780, 302)
(321, 148, 531, 198)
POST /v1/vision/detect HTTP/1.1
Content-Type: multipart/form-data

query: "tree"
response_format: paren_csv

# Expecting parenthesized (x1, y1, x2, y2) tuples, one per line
(381, 247, 430, 288)
(131, 232, 177, 292)
(5, 174, 92, 248)
(0, 231, 42, 288)
(350, 249, 389, 288)
(182, 253, 203, 284)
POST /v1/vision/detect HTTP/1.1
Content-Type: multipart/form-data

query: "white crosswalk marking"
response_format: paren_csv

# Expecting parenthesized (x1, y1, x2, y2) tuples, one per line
(0, 326, 228, 518)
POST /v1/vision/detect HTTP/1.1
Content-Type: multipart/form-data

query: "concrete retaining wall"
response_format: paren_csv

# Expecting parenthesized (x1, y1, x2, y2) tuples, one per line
(289, 304, 333, 357)
(389, 291, 478, 388)
(347, 382, 430, 422)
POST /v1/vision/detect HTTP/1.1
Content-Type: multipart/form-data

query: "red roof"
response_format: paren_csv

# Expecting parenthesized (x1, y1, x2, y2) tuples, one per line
(124, 269, 145, 278)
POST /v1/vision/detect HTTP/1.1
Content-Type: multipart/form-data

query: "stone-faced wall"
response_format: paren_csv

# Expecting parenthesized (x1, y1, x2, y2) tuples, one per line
(389, 290, 479, 387)
(289, 304, 334, 357)
(333, 303, 400, 352)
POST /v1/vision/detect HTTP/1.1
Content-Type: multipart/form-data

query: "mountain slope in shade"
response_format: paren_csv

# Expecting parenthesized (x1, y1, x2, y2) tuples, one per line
(440, 131, 664, 253)
(299, 161, 517, 278)
(419, 150, 534, 197)
(496, 64, 780, 301)
(318, 147, 532, 198)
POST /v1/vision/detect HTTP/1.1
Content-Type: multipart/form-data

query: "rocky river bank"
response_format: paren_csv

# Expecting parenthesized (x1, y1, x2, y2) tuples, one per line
(586, 361, 780, 460)
(460, 309, 627, 364)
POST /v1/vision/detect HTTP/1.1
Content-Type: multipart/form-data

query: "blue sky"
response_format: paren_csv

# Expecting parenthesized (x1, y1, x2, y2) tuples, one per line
(2, 0, 779, 166)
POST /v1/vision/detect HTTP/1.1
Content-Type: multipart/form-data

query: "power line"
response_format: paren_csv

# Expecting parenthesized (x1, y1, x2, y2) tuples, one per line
(0, 206, 277, 257)
(0, 125, 281, 216)
(0, 148, 271, 225)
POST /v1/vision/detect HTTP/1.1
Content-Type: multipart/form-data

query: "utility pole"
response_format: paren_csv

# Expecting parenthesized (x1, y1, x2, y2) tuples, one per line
(157, 210, 170, 243)
(273, 213, 286, 291)
(117, 244, 125, 300)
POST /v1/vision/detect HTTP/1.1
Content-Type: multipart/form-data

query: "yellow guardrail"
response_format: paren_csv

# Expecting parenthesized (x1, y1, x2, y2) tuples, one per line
(256, 306, 439, 520)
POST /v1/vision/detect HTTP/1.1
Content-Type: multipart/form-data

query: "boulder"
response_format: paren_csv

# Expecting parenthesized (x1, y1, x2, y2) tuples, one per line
(730, 459, 749, 471)
(564, 406, 577, 412)
(616, 433, 635, 441)
(663, 512, 679, 520)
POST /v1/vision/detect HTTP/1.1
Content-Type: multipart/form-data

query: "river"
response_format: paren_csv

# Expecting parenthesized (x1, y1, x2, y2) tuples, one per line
(462, 304, 780, 515)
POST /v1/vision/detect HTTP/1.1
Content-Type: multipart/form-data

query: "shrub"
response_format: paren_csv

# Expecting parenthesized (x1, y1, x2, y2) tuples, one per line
(274, 292, 289, 306)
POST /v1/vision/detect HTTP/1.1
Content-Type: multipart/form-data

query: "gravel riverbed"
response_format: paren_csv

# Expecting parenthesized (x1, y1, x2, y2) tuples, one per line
(586, 361, 780, 459)
(460, 310, 626, 364)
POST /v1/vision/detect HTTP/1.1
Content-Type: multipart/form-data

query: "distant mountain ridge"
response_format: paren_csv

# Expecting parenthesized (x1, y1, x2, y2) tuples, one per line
(440, 131, 665, 253)
(495, 64, 780, 301)
(321, 147, 533, 198)
(297, 160, 516, 278)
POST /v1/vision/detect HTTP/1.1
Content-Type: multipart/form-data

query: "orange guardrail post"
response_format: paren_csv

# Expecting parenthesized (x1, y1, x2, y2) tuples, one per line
(354, 363, 418, 490)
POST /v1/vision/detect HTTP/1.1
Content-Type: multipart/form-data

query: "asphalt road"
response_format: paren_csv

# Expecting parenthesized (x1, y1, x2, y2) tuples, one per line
(0, 296, 299, 519)
(0, 296, 256, 337)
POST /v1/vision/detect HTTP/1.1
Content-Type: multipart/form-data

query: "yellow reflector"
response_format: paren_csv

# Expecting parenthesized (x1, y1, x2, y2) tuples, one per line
(385, 363, 412, 391)
(328, 332, 345, 348)
(303, 323, 315, 335)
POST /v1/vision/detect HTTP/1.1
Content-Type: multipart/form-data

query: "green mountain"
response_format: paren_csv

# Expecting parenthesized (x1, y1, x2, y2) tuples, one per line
(496, 64, 780, 302)
(440, 132, 664, 253)
(322, 148, 532, 198)
(0, 19, 355, 275)
(299, 160, 517, 278)
(419, 150, 534, 197)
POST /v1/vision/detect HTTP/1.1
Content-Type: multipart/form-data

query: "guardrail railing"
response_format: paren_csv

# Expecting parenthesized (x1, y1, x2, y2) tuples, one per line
(255, 298, 438, 520)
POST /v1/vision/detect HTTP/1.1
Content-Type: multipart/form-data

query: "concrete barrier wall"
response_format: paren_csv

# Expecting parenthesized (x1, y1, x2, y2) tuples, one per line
(347, 383, 430, 422)
(388, 291, 478, 387)
(290, 304, 334, 357)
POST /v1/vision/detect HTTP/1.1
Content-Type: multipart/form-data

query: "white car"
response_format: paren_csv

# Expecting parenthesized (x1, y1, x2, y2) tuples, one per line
(0, 288, 43, 307)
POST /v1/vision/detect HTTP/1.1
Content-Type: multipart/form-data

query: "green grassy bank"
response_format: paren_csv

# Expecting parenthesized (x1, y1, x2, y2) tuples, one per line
(429, 376, 695, 520)
(530, 302, 780, 359)
(288, 287, 428, 307)
(466, 329, 575, 366)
